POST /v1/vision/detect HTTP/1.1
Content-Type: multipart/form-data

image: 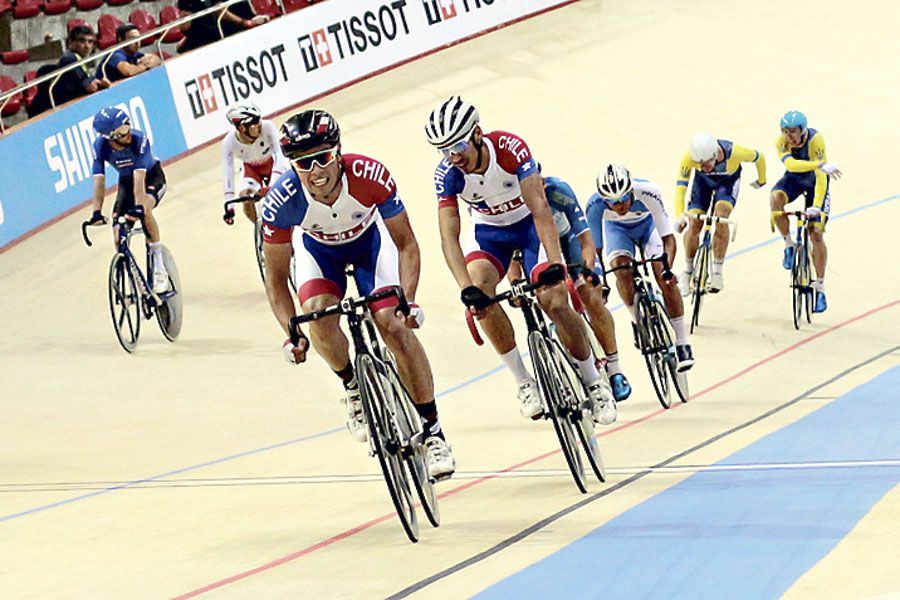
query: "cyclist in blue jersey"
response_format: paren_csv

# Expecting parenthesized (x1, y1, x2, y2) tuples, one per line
(86, 106, 169, 293)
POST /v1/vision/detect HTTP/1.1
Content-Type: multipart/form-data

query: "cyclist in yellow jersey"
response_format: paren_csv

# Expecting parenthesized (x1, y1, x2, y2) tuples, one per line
(770, 110, 842, 313)
(673, 133, 766, 294)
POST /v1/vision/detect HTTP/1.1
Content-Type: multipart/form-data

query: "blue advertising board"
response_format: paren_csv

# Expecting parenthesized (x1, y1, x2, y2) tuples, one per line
(0, 67, 187, 249)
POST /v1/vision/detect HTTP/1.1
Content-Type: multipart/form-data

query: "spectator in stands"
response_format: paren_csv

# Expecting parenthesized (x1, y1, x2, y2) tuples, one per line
(26, 64, 59, 119)
(177, 0, 270, 54)
(96, 25, 162, 82)
(54, 26, 110, 105)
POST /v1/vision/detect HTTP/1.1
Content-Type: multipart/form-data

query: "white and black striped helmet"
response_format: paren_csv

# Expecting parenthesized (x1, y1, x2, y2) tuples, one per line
(226, 103, 261, 127)
(596, 164, 633, 202)
(425, 96, 480, 149)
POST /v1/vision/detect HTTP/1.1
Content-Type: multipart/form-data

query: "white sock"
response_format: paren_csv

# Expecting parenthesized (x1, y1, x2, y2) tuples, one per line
(684, 257, 694, 274)
(711, 259, 724, 276)
(148, 242, 167, 273)
(783, 235, 793, 247)
(500, 348, 532, 385)
(605, 352, 622, 376)
(625, 303, 637, 324)
(671, 316, 688, 345)
(812, 279, 825, 293)
(575, 354, 601, 385)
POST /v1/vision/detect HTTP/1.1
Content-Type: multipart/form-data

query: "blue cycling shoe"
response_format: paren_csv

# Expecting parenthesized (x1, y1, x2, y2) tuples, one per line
(609, 373, 632, 402)
(782, 245, 795, 270)
(813, 291, 828, 313)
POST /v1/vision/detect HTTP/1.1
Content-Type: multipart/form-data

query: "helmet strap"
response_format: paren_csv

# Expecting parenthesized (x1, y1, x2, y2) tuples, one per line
(472, 133, 485, 172)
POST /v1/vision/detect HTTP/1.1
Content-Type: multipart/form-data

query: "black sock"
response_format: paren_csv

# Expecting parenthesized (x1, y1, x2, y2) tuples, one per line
(414, 401, 444, 440)
(334, 362, 354, 387)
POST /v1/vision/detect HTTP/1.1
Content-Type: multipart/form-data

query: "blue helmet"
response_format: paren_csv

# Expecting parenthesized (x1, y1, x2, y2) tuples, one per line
(780, 110, 807, 133)
(93, 106, 130, 138)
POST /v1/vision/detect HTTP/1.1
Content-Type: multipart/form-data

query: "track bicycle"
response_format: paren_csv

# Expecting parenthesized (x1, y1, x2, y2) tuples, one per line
(772, 210, 816, 329)
(606, 252, 688, 409)
(683, 208, 737, 332)
(465, 263, 606, 494)
(223, 195, 296, 292)
(289, 280, 439, 543)
(82, 214, 182, 353)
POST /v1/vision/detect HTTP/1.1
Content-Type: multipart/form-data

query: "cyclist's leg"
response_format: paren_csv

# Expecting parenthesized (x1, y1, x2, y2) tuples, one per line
(712, 176, 739, 261)
(683, 178, 711, 273)
(239, 159, 270, 222)
(605, 220, 638, 319)
(111, 179, 132, 248)
(139, 165, 168, 285)
(808, 186, 829, 282)
(648, 229, 684, 319)
(771, 177, 796, 239)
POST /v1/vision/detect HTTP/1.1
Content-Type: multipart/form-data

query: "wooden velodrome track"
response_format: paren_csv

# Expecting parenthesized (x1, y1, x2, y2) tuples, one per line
(2, 0, 899, 598)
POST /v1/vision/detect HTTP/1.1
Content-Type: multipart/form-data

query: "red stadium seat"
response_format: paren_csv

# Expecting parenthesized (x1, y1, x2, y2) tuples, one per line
(0, 0, 12, 16)
(129, 9, 158, 45)
(23, 70, 38, 107)
(0, 75, 22, 116)
(1, 50, 29, 64)
(97, 13, 123, 49)
(154, 50, 172, 60)
(106, 0, 132, 6)
(43, 0, 71, 15)
(14, 0, 43, 18)
(282, 0, 309, 14)
(159, 5, 184, 43)
(251, 0, 280, 18)
(67, 17, 90, 33)
(74, 0, 102, 10)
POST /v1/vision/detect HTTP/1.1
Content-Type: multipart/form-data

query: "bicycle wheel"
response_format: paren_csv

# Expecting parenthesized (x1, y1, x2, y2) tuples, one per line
(800, 243, 813, 324)
(155, 245, 183, 342)
(108, 253, 141, 352)
(658, 307, 689, 403)
(791, 245, 803, 330)
(356, 353, 419, 542)
(384, 352, 440, 528)
(529, 331, 587, 493)
(638, 298, 671, 409)
(253, 219, 267, 284)
(690, 244, 709, 333)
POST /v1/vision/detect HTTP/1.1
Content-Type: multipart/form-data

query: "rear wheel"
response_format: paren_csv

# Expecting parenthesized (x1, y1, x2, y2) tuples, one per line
(356, 353, 419, 543)
(254, 219, 267, 284)
(108, 253, 141, 353)
(155, 245, 182, 342)
(530, 331, 587, 493)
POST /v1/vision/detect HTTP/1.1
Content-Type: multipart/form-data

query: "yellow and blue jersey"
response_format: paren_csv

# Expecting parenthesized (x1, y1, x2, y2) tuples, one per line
(774, 128, 829, 209)
(674, 139, 766, 217)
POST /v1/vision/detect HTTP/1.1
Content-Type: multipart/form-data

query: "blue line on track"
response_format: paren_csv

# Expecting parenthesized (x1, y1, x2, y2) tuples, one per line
(3, 192, 899, 525)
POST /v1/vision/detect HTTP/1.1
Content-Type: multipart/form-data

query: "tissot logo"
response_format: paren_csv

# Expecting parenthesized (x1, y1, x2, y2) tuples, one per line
(296, 1, 411, 72)
(422, 0, 494, 25)
(184, 44, 288, 119)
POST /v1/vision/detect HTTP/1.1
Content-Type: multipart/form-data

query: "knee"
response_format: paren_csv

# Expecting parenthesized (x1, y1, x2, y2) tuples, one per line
(376, 312, 409, 345)
(809, 228, 825, 243)
(769, 193, 785, 209)
(539, 285, 570, 316)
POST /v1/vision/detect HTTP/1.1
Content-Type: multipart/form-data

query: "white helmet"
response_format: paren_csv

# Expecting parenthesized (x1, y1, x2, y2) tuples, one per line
(596, 164, 633, 202)
(690, 132, 719, 163)
(425, 95, 480, 149)
(226, 103, 261, 127)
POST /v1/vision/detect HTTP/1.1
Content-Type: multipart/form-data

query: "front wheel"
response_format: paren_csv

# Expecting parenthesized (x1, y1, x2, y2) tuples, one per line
(253, 218, 267, 284)
(690, 244, 709, 333)
(108, 253, 141, 352)
(638, 297, 671, 409)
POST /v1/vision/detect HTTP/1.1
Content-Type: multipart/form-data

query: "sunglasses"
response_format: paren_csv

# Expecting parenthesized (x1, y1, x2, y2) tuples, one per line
(291, 147, 339, 172)
(107, 126, 131, 141)
(438, 139, 470, 158)
(603, 191, 633, 205)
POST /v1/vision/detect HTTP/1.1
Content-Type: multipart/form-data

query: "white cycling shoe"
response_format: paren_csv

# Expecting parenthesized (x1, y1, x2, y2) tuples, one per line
(708, 272, 724, 293)
(343, 386, 368, 443)
(587, 379, 617, 425)
(424, 436, 456, 480)
(518, 379, 542, 419)
(152, 269, 170, 294)
(677, 271, 692, 297)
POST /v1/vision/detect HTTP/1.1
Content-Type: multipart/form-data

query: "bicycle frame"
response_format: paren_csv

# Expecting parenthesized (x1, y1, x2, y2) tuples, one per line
(685, 208, 737, 331)
(772, 210, 815, 328)
(83, 215, 161, 308)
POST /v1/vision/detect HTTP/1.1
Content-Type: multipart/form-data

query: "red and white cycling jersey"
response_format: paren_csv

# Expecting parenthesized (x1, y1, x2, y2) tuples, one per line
(434, 131, 540, 227)
(221, 120, 289, 201)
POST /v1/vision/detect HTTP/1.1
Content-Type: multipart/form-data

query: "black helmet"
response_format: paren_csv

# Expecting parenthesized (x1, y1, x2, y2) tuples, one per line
(279, 110, 340, 158)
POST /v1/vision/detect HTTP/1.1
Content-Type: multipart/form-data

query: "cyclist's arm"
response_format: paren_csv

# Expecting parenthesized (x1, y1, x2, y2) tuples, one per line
(662, 234, 677, 269)
(221, 136, 236, 201)
(776, 134, 823, 173)
(91, 174, 106, 213)
(809, 134, 829, 209)
(438, 203, 473, 289)
(383, 210, 421, 302)
(674, 152, 694, 217)
(521, 172, 563, 265)
(733, 144, 766, 184)
(263, 240, 295, 335)
(132, 169, 148, 206)
(577, 230, 596, 269)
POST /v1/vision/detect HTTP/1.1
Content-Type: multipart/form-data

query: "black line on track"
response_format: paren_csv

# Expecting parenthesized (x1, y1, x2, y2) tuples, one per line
(388, 344, 900, 599)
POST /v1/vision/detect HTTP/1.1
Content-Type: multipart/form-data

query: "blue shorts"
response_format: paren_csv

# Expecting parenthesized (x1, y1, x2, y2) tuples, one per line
(602, 216, 663, 261)
(688, 170, 740, 214)
(773, 172, 832, 227)
(294, 218, 400, 309)
(465, 214, 548, 279)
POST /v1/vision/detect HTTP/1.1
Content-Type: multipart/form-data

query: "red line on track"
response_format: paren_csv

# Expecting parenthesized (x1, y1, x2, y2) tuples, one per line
(173, 298, 900, 599)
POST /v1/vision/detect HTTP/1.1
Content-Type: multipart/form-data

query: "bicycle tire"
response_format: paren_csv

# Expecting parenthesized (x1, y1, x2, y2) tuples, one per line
(638, 297, 671, 409)
(254, 219, 267, 284)
(356, 353, 419, 542)
(690, 243, 709, 333)
(791, 242, 803, 330)
(384, 352, 440, 528)
(800, 242, 813, 324)
(529, 331, 587, 493)
(108, 253, 141, 352)
(658, 304, 689, 403)
(155, 245, 182, 342)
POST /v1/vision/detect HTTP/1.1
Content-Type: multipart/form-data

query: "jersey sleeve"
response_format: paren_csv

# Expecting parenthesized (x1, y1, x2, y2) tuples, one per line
(434, 159, 464, 209)
(776, 134, 822, 173)
(732, 143, 767, 184)
(491, 131, 539, 181)
(91, 138, 106, 176)
(131, 133, 155, 171)
(343, 154, 406, 220)
(585, 194, 605, 249)
(808, 134, 829, 209)
(643, 183, 674, 237)
(674, 151, 694, 217)
(265, 121, 289, 181)
(555, 180, 589, 237)
(221, 132, 236, 201)
(260, 171, 299, 244)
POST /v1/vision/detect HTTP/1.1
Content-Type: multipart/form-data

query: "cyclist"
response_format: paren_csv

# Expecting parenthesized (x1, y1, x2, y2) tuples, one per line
(770, 110, 842, 313)
(539, 166, 632, 402)
(426, 96, 616, 425)
(261, 109, 455, 480)
(86, 106, 169, 294)
(221, 103, 288, 225)
(586, 164, 695, 371)
(674, 132, 767, 294)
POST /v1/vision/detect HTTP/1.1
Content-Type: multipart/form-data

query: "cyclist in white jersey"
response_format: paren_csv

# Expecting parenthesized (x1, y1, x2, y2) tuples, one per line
(221, 103, 288, 224)
(585, 164, 695, 371)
